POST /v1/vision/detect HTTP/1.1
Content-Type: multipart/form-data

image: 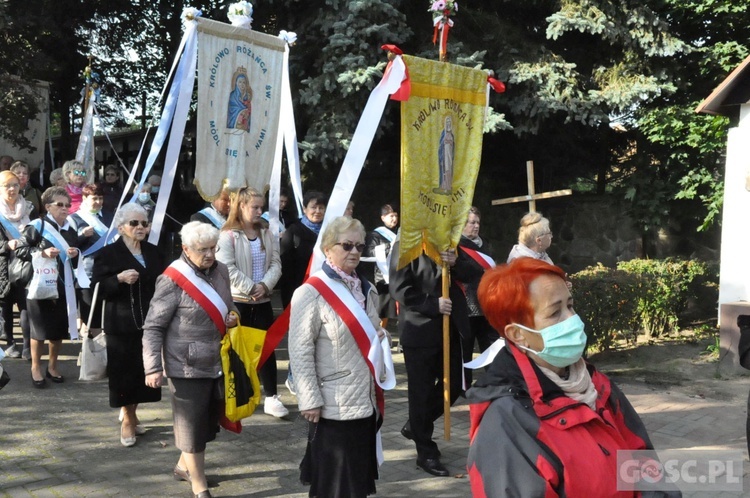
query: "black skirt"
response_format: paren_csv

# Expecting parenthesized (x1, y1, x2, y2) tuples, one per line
(27, 294, 68, 341)
(107, 334, 161, 408)
(300, 413, 378, 498)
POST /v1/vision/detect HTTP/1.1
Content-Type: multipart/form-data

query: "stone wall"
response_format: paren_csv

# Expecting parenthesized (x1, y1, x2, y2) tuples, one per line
(482, 194, 720, 275)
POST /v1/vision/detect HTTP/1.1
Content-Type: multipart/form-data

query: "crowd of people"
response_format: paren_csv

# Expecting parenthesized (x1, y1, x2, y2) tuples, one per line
(0, 153, 678, 497)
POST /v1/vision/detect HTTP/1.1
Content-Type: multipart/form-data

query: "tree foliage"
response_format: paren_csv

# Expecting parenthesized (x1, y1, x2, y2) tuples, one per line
(1, 0, 748, 234)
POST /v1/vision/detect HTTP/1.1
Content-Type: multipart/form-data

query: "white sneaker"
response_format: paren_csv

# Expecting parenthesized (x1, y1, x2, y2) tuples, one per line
(264, 395, 289, 418)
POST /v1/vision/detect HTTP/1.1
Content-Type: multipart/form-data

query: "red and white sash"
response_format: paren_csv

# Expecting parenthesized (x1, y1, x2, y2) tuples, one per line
(306, 270, 396, 465)
(164, 259, 229, 335)
(460, 245, 496, 269)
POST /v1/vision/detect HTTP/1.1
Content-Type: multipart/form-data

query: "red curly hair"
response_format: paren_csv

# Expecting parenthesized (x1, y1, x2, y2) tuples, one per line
(477, 257, 567, 338)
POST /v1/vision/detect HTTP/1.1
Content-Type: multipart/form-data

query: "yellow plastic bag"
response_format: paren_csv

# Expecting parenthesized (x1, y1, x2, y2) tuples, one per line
(221, 320, 266, 422)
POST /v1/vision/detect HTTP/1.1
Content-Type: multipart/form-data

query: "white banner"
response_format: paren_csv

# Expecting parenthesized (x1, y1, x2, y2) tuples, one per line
(0, 78, 49, 172)
(195, 18, 286, 199)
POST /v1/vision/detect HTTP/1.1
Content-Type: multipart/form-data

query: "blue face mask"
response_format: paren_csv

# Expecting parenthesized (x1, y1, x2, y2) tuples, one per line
(513, 315, 587, 368)
(138, 192, 151, 203)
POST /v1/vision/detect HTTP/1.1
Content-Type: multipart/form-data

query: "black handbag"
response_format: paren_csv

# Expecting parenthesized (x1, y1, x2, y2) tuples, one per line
(8, 253, 32, 287)
(6, 217, 43, 287)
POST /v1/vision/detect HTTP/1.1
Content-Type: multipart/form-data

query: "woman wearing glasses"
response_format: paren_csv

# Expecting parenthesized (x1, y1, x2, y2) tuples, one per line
(507, 212, 555, 265)
(91, 204, 165, 446)
(289, 216, 389, 498)
(216, 187, 288, 418)
(61, 160, 90, 214)
(0, 170, 37, 360)
(16, 187, 79, 387)
(142, 221, 237, 498)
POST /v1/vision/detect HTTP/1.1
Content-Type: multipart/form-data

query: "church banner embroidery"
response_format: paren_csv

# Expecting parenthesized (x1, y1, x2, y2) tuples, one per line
(397, 55, 487, 268)
(195, 18, 286, 199)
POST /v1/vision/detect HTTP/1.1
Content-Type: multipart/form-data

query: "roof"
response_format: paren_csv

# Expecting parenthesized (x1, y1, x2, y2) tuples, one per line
(696, 54, 750, 116)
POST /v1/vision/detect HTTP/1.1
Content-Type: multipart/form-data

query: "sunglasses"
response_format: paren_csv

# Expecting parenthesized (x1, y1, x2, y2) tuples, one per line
(73, 170, 87, 176)
(49, 202, 71, 208)
(127, 220, 149, 227)
(335, 242, 366, 253)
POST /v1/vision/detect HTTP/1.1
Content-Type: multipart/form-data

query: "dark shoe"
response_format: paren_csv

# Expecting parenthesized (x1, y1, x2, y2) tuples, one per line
(46, 369, 64, 383)
(5, 343, 21, 359)
(416, 456, 449, 477)
(31, 374, 46, 388)
(401, 422, 413, 440)
(194, 491, 212, 498)
(173, 465, 191, 483)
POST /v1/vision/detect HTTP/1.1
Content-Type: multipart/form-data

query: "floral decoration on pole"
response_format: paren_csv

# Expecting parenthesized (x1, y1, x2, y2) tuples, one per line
(429, 0, 457, 62)
(228, 1, 254, 29)
(181, 6, 203, 24)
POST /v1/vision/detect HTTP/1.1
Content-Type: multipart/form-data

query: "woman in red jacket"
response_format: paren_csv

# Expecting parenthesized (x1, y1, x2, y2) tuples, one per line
(466, 258, 680, 497)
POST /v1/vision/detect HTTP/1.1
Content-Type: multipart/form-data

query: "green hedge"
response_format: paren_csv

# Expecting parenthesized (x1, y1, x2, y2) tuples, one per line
(570, 264, 642, 351)
(571, 259, 714, 351)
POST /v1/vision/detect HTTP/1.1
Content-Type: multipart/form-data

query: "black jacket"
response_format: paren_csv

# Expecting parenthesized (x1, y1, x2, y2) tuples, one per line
(388, 239, 472, 348)
(91, 238, 165, 337)
(279, 220, 318, 308)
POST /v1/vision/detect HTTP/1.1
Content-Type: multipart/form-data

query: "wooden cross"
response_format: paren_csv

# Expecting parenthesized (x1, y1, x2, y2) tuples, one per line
(492, 160, 572, 212)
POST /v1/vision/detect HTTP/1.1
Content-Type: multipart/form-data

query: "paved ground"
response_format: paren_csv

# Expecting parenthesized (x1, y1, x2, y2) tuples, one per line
(1, 335, 750, 497)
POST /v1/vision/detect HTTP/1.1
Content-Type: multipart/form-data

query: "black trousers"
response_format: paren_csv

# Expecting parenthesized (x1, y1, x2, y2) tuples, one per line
(461, 315, 499, 386)
(0, 284, 28, 347)
(235, 301, 277, 396)
(402, 331, 463, 459)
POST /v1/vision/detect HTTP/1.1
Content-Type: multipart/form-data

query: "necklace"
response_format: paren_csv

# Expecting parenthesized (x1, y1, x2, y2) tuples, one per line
(129, 279, 145, 330)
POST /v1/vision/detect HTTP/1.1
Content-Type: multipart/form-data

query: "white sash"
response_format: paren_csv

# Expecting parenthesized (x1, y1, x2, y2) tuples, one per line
(168, 259, 229, 323)
(198, 207, 226, 229)
(29, 218, 88, 339)
(373, 226, 396, 242)
(464, 338, 506, 369)
(73, 210, 109, 237)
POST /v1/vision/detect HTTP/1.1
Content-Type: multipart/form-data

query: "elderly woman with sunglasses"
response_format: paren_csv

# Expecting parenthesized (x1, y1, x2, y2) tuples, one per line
(289, 216, 391, 498)
(61, 159, 90, 214)
(143, 221, 237, 498)
(16, 187, 80, 388)
(91, 204, 165, 447)
(466, 258, 679, 497)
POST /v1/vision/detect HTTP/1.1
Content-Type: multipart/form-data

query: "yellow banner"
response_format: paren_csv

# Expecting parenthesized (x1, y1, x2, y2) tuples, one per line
(397, 55, 487, 269)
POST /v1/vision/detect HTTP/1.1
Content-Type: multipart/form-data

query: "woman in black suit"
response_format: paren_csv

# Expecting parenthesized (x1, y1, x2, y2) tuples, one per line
(91, 203, 166, 447)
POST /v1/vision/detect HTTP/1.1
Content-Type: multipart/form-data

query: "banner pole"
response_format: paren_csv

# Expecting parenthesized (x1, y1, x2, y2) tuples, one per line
(442, 263, 451, 440)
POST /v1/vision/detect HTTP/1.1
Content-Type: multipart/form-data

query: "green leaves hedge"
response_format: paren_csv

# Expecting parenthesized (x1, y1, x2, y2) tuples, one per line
(571, 259, 716, 351)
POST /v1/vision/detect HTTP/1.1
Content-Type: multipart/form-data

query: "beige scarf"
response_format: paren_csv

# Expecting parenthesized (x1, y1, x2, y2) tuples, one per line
(538, 358, 598, 410)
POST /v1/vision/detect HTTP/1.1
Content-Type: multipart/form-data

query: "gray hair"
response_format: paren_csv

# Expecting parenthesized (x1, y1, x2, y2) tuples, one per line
(41, 186, 70, 206)
(49, 168, 64, 185)
(113, 203, 148, 228)
(181, 221, 220, 248)
(320, 216, 366, 252)
(518, 212, 550, 247)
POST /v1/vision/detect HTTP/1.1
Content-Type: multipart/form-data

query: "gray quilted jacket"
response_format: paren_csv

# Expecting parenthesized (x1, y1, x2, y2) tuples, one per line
(289, 263, 381, 421)
(142, 255, 237, 379)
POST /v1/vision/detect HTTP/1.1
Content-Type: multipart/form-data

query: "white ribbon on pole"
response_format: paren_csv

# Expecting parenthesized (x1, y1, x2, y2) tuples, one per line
(147, 23, 198, 245)
(279, 37, 304, 216)
(309, 56, 407, 273)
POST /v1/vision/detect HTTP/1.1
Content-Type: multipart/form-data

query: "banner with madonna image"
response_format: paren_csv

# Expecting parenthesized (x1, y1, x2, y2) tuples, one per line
(396, 55, 487, 268)
(195, 18, 286, 199)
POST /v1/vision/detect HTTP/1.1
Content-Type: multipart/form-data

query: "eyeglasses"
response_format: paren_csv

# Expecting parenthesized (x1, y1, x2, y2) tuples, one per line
(73, 170, 87, 176)
(193, 245, 219, 255)
(127, 220, 149, 228)
(335, 242, 366, 253)
(48, 202, 72, 208)
(0, 183, 20, 189)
